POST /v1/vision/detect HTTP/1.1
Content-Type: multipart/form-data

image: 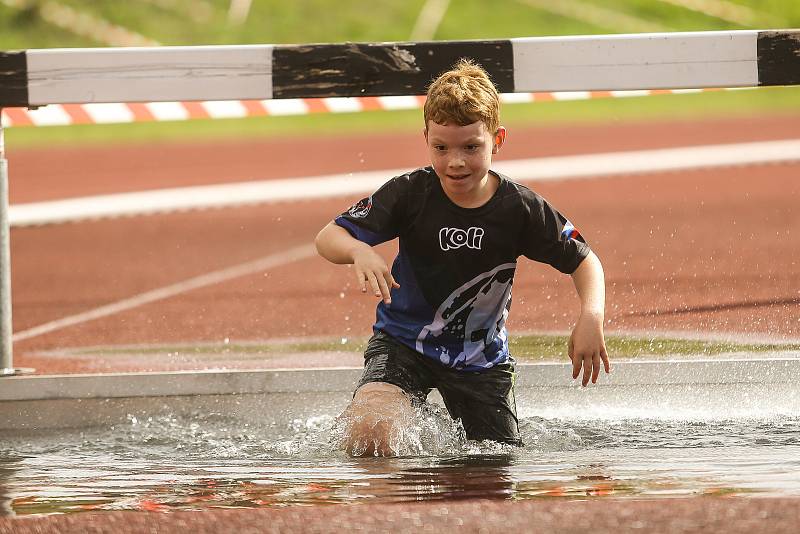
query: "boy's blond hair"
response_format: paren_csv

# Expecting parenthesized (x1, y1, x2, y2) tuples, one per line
(423, 58, 500, 133)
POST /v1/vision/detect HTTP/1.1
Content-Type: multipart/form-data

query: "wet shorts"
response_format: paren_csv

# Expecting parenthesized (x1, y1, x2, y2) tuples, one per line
(355, 330, 521, 445)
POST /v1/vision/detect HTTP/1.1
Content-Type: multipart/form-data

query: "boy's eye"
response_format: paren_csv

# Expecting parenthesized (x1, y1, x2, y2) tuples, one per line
(465, 145, 478, 151)
(434, 145, 446, 151)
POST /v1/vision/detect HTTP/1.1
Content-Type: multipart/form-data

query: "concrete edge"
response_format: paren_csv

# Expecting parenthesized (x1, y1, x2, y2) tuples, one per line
(2, 357, 799, 402)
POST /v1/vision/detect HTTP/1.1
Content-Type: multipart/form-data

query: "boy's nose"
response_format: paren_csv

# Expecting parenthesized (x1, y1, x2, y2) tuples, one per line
(448, 157, 466, 168)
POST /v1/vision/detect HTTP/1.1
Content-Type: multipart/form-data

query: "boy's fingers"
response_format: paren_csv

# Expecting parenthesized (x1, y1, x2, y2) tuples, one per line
(568, 337, 577, 378)
(571, 348, 581, 380)
(601, 346, 611, 373)
(388, 273, 400, 289)
(365, 272, 382, 297)
(591, 353, 601, 383)
(377, 275, 392, 303)
(582, 352, 592, 386)
(383, 271, 398, 292)
(355, 269, 367, 293)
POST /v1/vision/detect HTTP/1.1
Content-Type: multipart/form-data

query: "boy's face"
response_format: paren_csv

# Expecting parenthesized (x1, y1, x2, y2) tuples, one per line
(424, 120, 505, 203)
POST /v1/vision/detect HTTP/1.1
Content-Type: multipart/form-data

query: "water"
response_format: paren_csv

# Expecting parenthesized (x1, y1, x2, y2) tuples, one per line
(2, 403, 799, 516)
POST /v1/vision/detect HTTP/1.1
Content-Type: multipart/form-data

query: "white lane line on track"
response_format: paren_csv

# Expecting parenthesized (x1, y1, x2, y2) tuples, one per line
(9, 138, 800, 228)
(11, 243, 317, 342)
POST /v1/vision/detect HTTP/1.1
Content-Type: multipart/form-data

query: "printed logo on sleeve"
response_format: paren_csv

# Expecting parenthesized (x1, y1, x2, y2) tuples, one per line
(347, 196, 373, 218)
(561, 220, 580, 240)
(439, 227, 484, 251)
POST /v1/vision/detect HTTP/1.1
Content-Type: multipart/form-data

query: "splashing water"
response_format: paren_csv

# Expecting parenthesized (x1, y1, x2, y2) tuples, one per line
(262, 402, 545, 458)
(2, 401, 800, 516)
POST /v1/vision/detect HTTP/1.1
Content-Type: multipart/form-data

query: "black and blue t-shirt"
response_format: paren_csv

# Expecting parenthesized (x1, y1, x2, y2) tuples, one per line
(336, 166, 590, 372)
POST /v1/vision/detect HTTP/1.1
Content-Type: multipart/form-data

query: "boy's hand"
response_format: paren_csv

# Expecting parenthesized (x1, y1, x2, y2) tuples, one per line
(568, 311, 610, 386)
(350, 245, 400, 304)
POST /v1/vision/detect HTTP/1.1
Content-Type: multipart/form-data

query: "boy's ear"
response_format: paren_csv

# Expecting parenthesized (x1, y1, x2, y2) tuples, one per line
(492, 127, 507, 154)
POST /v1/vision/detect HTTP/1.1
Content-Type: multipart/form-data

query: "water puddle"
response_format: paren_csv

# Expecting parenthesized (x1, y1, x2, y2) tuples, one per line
(2, 402, 799, 515)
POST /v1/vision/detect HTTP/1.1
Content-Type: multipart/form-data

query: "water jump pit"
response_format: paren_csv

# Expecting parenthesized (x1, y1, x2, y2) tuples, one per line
(1, 348, 800, 521)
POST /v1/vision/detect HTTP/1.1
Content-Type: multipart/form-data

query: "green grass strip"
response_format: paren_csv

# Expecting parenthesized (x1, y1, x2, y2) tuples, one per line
(75, 333, 800, 361)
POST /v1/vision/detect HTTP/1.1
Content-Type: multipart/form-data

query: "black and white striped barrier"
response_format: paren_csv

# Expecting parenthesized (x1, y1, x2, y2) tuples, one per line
(0, 30, 798, 108)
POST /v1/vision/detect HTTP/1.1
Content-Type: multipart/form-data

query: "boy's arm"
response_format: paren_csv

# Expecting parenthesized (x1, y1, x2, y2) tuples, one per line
(569, 250, 611, 386)
(315, 222, 399, 304)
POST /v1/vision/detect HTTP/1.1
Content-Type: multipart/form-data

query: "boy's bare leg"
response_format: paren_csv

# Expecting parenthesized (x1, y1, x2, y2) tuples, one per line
(339, 382, 415, 457)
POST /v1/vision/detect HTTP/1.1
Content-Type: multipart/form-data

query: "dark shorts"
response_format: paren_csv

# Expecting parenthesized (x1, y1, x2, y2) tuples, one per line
(355, 330, 521, 445)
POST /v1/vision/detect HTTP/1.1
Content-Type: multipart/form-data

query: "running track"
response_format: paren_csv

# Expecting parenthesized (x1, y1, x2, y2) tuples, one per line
(6, 114, 800, 373)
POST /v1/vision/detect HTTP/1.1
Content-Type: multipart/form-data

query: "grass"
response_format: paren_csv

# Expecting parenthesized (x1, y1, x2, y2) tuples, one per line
(510, 335, 800, 361)
(0, 4, 90, 49)
(75, 332, 800, 361)
(4, 0, 799, 49)
(6, 85, 800, 150)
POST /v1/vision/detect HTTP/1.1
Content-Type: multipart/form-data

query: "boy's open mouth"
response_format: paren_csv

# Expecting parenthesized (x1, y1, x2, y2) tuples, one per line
(448, 174, 470, 181)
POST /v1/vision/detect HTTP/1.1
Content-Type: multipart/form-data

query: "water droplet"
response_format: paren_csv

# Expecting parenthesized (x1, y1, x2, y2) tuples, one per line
(339, 292, 345, 298)
(341, 337, 348, 345)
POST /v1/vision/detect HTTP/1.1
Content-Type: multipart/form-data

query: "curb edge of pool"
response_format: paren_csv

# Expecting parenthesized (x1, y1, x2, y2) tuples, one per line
(1, 356, 799, 431)
(3, 355, 800, 402)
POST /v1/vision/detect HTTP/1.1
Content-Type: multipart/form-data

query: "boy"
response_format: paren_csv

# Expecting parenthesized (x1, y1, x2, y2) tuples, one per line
(315, 59, 609, 456)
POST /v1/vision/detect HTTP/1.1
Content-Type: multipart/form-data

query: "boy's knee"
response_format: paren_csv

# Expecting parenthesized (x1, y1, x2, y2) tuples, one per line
(339, 382, 414, 457)
(354, 381, 407, 400)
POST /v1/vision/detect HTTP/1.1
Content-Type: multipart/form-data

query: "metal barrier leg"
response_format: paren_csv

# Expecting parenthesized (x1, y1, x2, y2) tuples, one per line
(0, 110, 31, 376)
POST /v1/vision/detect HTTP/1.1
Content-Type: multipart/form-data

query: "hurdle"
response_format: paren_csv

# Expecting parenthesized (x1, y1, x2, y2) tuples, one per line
(0, 29, 798, 375)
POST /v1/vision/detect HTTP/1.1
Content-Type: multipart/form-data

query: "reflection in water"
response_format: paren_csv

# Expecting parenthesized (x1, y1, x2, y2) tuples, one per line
(1, 409, 800, 516)
(0, 457, 20, 516)
(358, 455, 516, 502)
